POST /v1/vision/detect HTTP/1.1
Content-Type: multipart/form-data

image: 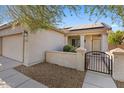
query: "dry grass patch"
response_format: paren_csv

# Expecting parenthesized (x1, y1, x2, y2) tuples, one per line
(15, 62, 85, 88)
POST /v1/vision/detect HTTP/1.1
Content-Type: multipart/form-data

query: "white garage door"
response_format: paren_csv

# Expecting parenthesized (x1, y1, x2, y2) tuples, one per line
(2, 34, 23, 62)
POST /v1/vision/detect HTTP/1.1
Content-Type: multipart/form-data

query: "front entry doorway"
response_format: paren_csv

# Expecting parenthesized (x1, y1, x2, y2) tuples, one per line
(92, 39, 101, 51)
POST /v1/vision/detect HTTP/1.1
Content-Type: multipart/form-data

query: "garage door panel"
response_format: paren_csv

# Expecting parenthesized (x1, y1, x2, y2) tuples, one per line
(2, 34, 23, 62)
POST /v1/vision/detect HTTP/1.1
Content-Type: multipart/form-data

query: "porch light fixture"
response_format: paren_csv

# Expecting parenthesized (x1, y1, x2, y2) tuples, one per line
(24, 30, 28, 42)
(24, 31, 28, 37)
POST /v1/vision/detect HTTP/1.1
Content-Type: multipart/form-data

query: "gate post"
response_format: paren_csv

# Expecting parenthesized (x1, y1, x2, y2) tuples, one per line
(76, 47, 86, 71)
(110, 48, 124, 81)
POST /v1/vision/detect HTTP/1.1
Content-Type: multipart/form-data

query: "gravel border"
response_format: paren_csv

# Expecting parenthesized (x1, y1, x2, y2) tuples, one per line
(15, 62, 86, 88)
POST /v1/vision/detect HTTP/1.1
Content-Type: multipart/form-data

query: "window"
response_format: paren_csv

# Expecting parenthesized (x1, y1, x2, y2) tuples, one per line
(71, 39, 80, 47)
(72, 39, 75, 46)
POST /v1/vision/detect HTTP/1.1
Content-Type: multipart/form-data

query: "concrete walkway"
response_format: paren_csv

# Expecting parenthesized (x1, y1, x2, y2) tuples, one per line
(0, 69, 47, 88)
(0, 56, 47, 88)
(82, 71, 117, 88)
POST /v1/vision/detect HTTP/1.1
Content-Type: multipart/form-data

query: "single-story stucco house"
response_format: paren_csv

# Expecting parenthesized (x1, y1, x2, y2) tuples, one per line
(0, 22, 111, 66)
(64, 23, 111, 52)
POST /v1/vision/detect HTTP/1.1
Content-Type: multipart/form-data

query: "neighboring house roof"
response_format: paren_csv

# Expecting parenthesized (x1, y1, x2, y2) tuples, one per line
(63, 23, 111, 31)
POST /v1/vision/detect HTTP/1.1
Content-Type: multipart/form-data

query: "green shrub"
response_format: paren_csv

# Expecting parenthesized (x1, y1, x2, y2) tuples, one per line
(63, 45, 76, 52)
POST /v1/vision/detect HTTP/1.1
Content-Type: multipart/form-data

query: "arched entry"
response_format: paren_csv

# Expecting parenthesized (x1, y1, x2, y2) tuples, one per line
(85, 51, 112, 75)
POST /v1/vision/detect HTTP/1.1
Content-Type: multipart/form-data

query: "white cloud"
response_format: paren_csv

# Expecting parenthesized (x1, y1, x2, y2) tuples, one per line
(111, 24, 118, 27)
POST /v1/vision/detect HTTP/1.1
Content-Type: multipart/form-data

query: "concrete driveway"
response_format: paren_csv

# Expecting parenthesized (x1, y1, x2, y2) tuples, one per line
(0, 56, 47, 88)
(0, 56, 21, 71)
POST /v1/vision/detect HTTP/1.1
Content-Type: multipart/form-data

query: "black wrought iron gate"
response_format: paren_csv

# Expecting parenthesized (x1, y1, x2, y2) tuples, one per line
(85, 51, 112, 75)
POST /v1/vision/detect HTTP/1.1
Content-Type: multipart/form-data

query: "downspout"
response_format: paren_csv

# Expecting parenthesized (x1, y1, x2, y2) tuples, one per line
(1, 37, 2, 56)
(23, 30, 28, 63)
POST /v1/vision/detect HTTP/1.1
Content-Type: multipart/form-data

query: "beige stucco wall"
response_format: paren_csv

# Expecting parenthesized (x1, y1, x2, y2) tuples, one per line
(46, 51, 85, 71)
(85, 35, 92, 51)
(0, 38, 2, 56)
(101, 34, 108, 52)
(112, 52, 124, 81)
(25, 29, 65, 66)
(2, 34, 23, 62)
(23, 34, 29, 66)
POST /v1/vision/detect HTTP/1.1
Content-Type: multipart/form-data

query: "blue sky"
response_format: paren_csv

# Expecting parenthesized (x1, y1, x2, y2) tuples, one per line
(0, 6, 12, 24)
(0, 5, 124, 31)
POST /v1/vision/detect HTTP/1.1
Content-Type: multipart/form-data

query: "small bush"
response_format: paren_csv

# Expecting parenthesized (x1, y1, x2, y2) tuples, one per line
(63, 45, 76, 52)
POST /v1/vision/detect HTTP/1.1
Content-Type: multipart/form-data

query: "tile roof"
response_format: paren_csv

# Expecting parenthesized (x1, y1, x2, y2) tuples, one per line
(64, 23, 111, 31)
